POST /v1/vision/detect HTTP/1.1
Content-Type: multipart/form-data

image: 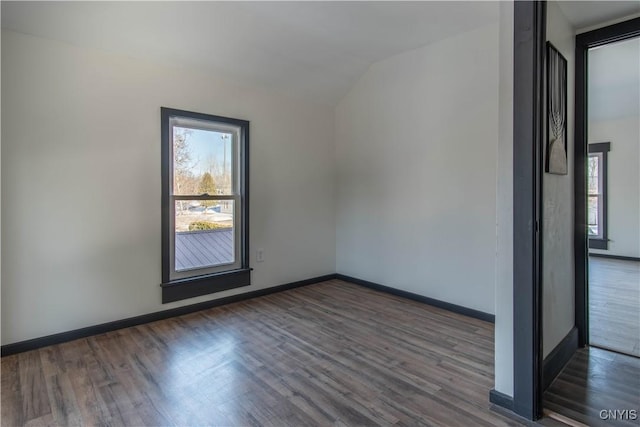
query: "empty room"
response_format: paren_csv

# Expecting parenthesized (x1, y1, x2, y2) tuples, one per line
(1, 1, 639, 426)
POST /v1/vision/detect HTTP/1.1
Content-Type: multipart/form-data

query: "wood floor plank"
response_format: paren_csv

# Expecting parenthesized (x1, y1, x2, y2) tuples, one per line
(588, 257, 640, 357)
(44, 373, 83, 427)
(544, 258, 640, 426)
(17, 350, 51, 423)
(544, 347, 640, 427)
(2, 355, 24, 426)
(3, 280, 527, 426)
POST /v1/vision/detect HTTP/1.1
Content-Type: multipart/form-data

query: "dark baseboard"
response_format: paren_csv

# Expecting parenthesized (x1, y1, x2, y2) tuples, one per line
(589, 253, 640, 262)
(489, 389, 514, 411)
(3, 272, 496, 356)
(1, 274, 336, 357)
(542, 327, 578, 390)
(335, 274, 495, 323)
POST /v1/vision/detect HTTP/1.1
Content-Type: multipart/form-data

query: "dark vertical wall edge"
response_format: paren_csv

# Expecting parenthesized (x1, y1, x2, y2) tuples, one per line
(243, 124, 250, 271)
(512, 0, 545, 420)
(574, 17, 640, 348)
(161, 107, 171, 285)
(574, 39, 589, 346)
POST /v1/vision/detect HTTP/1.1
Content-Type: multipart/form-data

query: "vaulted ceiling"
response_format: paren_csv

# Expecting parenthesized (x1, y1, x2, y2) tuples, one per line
(1, 1, 499, 106)
(3, 2, 639, 107)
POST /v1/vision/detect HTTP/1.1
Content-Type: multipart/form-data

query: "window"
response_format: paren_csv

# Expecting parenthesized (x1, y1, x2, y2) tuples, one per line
(161, 108, 250, 303)
(588, 142, 610, 250)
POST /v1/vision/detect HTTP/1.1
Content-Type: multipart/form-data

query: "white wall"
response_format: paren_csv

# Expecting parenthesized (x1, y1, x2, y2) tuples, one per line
(543, 1, 576, 358)
(588, 37, 640, 259)
(335, 21, 499, 315)
(589, 116, 640, 258)
(494, 0, 514, 397)
(1, 30, 336, 345)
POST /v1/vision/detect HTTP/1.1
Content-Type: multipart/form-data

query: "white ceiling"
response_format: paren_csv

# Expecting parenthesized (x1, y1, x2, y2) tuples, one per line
(1, 1, 499, 106)
(4, 1, 638, 106)
(557, 1, 640, 30)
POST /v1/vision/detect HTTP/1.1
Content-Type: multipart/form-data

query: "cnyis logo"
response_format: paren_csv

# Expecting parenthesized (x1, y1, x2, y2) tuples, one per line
(599, 409, 638, 421)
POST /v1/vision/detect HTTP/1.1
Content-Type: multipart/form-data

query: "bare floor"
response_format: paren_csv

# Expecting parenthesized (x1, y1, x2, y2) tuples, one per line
(588, 257, 640, 357)
(545, 347, 640, 427)
(543, 258, 640, 426)
(1, 280, 526, 426)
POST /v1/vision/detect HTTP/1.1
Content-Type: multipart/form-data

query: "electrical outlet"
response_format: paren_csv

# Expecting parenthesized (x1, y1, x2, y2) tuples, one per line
(256, 248, 265, 262)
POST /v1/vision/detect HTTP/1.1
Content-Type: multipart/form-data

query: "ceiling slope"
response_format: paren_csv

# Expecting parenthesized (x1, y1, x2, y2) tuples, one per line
(1, 1, 499, 105)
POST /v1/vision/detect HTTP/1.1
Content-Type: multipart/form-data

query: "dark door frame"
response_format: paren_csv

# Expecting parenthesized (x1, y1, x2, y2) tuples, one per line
(512, 0, 546, 420)
(501, 6, 639, 423)
(574, 17, 640, 347)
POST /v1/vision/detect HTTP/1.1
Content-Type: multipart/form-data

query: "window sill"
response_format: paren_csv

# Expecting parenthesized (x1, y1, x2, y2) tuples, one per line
(589, 238, 608, 250)
(161, 268, 252, 303)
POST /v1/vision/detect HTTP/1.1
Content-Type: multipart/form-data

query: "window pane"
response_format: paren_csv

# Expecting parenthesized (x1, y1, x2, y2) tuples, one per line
(173, 126, 233, 196)
(175, 199, 235, 271)
(587, 155, 599, 195)
(588, 195, 599, 236)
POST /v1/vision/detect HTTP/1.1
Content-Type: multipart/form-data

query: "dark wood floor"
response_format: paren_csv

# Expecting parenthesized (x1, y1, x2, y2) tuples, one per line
(544, 347, 640, 427)
(588, 257, 640, 357)
(2, 280, 527, 426)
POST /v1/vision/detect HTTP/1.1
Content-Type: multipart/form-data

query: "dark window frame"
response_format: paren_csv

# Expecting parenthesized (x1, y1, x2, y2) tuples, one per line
(587, 142, 610, 249)
(160, 107, 251, 304)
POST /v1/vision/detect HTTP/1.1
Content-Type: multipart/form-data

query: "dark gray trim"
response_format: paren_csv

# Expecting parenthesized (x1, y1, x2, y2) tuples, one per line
(160, 107, 250, 303)
(575, 17, 640, 349)
(574, 28, 589, 348)
(577, 17, 640, 48)
(512, 0, 546, 420)
(242, 123, 250, 279)
(161, 108, 171, 286)
(542, 327, 578, 390)
(588, 142, 610, 250)
(588, 142, 610, 153)
(589, 238, 608, 250)
(589, 253, 640, 262)
(490, 389, 514, 411)
(161, 268, 252, 303)
(336, 274, 495, 323)
(1, 274, 336, 357)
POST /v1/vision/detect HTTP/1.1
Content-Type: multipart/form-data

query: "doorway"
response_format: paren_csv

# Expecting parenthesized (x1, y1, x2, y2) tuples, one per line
(507, 6, 639, 422)
(586, 35, 640, 357)
(542, 16, 640, 427)
(575, 19, 640, 356)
